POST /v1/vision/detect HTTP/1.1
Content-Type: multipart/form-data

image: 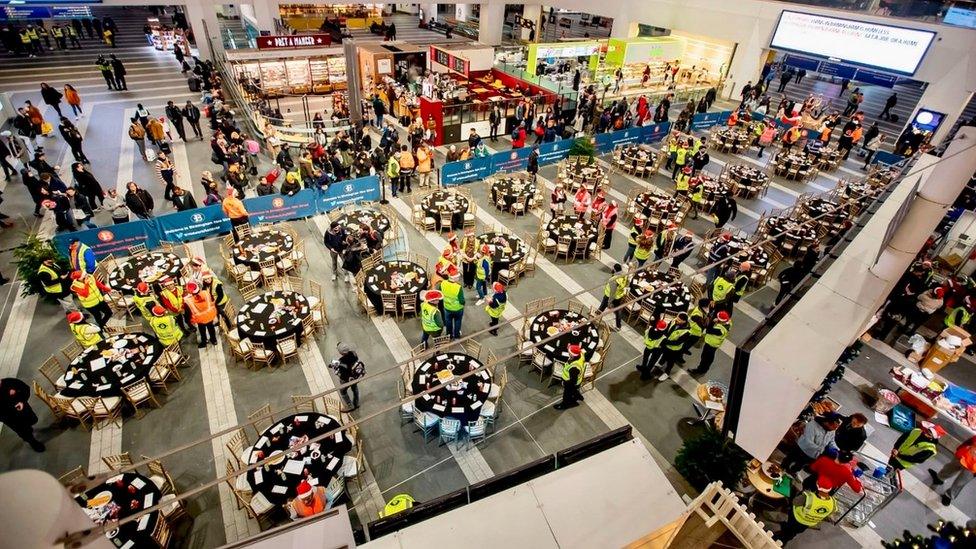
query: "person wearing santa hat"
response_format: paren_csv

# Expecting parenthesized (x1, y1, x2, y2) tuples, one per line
(639, 318, 669, 381)
(419, 290, 444, 349)
(622, 218, 643, 264)
(131, 281, 159, 319)
(184, 281, 217, 348)
(148, 305, 184, 346)
(554, 344, 586, 410)
(287, 479, 328, 520)
(433, 246, 455, 287)
(485, 281, 507, 335)
(573, 185, 591, 220)
(68, 270, 113, 327)
(474, 244, 492, 305)
(889, 421, 944, 471)
(459, 227, 478, 289)
(778, 478, 836, 544)
(66, 309, 103, 348)
(688, 310, 731, 376)
(438, 265, 465, 339)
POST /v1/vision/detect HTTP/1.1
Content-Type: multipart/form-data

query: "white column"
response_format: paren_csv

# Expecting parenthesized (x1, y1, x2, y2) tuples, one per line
(478, 3, 504, 46)
(421, 3, 438, 22)
(520, 4, 541, 42)
(454, 4, 469, 22)
(184, 0, 222, 61)
(250, 0, 278, 33)
(609, 7, 637, 39)
(723, 22, 766, 100)
(906, 67, 976, 146)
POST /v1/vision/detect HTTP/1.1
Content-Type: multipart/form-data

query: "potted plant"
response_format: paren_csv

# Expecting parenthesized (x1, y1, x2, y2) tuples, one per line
(12, 233, 67, 298)
(675, 427, 750, 491)
(568, 135, 596, 164)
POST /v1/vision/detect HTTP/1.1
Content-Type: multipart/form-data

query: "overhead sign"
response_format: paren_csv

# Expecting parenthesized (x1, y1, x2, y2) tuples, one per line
(770, 10, 935, 76)
(256, 34, 332, 50)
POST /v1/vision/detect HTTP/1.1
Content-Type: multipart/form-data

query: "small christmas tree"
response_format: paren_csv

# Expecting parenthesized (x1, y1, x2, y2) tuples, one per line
(883, 520, 976, 548)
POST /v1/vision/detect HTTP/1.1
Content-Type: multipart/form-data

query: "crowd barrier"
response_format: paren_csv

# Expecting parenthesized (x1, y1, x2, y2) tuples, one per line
(51, 175, 382, 259)
(440, 121, 673, 187)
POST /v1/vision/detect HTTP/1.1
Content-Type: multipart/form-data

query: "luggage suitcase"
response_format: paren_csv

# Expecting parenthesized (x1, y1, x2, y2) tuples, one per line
(188, 77, 201, 92)
(889, 114, 899, 123)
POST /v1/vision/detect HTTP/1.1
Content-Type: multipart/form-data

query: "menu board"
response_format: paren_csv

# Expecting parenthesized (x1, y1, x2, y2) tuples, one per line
(451, 56, 468, 76)
(434, 48, 451, 67)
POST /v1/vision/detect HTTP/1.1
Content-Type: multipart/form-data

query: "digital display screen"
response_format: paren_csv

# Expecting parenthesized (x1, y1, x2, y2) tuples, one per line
(769, 10, 936, 76)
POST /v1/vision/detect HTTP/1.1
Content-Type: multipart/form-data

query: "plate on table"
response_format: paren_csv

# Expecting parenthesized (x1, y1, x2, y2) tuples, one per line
(762, 462, 784, 481)
(546, 326, 559, 336)
(266, 450, 285, 465)
(87, 491, 113, 508)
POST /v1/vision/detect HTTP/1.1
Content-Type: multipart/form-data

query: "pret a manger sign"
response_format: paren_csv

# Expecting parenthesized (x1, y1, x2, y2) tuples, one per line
(256, 34, 332, 50)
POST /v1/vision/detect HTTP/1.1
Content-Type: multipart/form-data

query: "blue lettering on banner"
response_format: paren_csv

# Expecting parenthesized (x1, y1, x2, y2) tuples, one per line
(243, 189, 317, 225)
(52, 219, 158, 259)
(441, 156, 492, 186)
(538, 140, 573, 165)
(854, 69, 898, 88)
(782, 54, 821, 72)
(595, 128, 643, 153)
(641, 122, 672, 144)
(690, 111, 732, 132)
(155, 204, 231, 243)
(818, 62, 857, 80)
(316, 175, 381, 212)
(490, 147, 534, 174)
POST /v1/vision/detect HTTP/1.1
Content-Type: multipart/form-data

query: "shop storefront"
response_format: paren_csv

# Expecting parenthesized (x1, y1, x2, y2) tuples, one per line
(600, 33, 732, 94)
(227, 45, 347, 97)
(146, 16, 189, 52)
(278, 3, 384, 31)
(358, 42, 429, 124)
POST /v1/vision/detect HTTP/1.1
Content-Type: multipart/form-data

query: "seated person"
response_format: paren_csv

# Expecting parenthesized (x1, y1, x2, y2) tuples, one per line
(287, 480, 328, 520)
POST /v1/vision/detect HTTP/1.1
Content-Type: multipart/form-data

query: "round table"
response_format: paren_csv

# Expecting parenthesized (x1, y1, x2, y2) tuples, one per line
(558, 161, 605, 193)
(477, 232, 527, 274)
(746, 460, 788, 501)
(808, 146, 840, 168)
(633, 191, 684, 227)
(422, 191, 469, 231)
(727, 164, 769, 197)
(333, 209, 390, 238)
(490, 176, 537, 212)
(691, 381, 728, 424)
(711, 127, 753, 152)
(246, 412, 353, 506)
(802, 198, 844, 223)
(108, 252, 183, 294)
(697, 175, 731, 206)
(762, 216, 820, 254)
(61, 333, 164, 398)
(236, 290, 310, 348)
(411, 352, 492, 423)
(710, 236, 771, 271)
(528, 309, 601, 363)
(842, 180, 882, 202)
(75, 472, 162, 548)
(234, 229, 294, 268)
(774, 151, 814, 176)
(362, 260, 429, 314)
(542, 215, 597, 258)
(629, 270, 693, 314)
(618, 144, 654, 172)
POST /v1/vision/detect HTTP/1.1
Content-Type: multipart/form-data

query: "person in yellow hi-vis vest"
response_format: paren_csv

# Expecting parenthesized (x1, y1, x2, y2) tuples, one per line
(689, 310, 731, 376)
(674, 165, 692, 199)
(890, 422, 943, 471)
(554, 344, 586, 410)
(778, 479, 836, 544)
(66, 310, 102, 348)
(149, 305, 184, 346)
(438, 265, 465, 340)
(419, 290, 444, 349)
(131, 281, 158, 319)
(485, 281, 507, 336)
(595, 263, 627, 331)
(68, 270, 113, 328)
(379, 493, 416, 518)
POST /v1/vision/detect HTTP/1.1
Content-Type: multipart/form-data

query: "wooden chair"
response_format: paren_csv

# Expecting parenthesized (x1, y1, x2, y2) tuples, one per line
(234, 223, 252, 241)
(461, 339, 483, 360)
(40, 386, 90, 430)
(102, 451, 133, 472)
(381, 293, 399, 318)
(555, 235, 573, 262)
(342, 441, 366, 491)
(60, 340, 83, 362)
(80, 396, 123, 429)
(58, 465, 89, 488)
(225, 428, 250, 468)
(121, 380, 161, 419)
(148, 360, 180, 394)
(399, 292, 419, 318)
(39, 355, 65, 390)
(291, 394, 317, 413)
(247, 404, 274, 439)
(127, 243, 148, 256)
(276, 334, 300, 365)
(258, 258, 278, 286)
(249, 341, 276, 370)
(239, 281, 259, 300)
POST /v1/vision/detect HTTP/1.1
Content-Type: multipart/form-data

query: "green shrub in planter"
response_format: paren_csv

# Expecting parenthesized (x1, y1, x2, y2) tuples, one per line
(12, 234, 68, 298)
(568, 136, 596, 163)
(675, 427, 750, 491)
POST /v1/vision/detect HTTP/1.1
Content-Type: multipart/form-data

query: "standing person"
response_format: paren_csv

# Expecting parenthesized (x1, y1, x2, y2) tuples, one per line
(0, 377, 45, 452)
(713, 194, 738, 229)
(880, 92, 897, 121)
(329, 342, 366, 411)
(458, 228, 477, 289)
(622, 219, 643, 263)
(688, 310, 731, 375)
(185, 281, 217, 347)
(489, 105, 501, 142)
(63, 84, 82, 120)
(385, 150, 401, 198)
(0, 134, 16, 181)
(128, 117, 148, 161)
(419, 290, 444, 349)
(201, 271, 231, 328)
(171, 186, 197, 211)
(72, 163, 103, 210)
(67, 310, 103, 349)
(653, 313, 690, 381)
(102, 188, 129, 224)
(148, 304, 183, 346)
(834, 413, 868, 453)
(165, 101, 187, 141)
(110, 54, 127, 90)
(438, 266, 465, 339)
(96, 56, 115, 90)
(554, 344, 585, 410)
(415, 142, 434, 188)
(68, 238, 96, 274)
(777, 480, 836, 544)
(485, 281, 507, 335)
(59, 118, 88, 163)
(781, 413, 843, 474)
(36, 258, 73, 311)
(549, 182, 567, 217)
(156, 152, 176, 201)
(526, 148, 539, 183)
(323, 221, 347, 281)
(861, 133, 885, 170)
(397, 144, 414, 194)
(474, 245, 492, 305)
(638, 319, 668, 381)
(40, 83, 63, 118)
(929, 436, 976, 506)
(124, 181, 154, 219)
(795, 68, 807, 85)
(221, 188, 249, 241)
(889, 421, 943, 471)
(69, 270, 113, 326)
(182, 100, 203, 139)
(65, 188, 96, 229)
(595, 264, 627, 331)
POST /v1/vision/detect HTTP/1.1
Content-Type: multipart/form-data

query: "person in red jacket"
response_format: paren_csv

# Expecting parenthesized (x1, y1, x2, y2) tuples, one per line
(511, 123, 526, 149)
(807, 449, 862, 494)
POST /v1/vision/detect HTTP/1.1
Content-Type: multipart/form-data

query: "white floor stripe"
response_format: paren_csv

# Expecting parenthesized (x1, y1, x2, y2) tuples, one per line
(0, 291, 38, 438)
(116, 107, 137, 193)
(88, 422, 123, 475)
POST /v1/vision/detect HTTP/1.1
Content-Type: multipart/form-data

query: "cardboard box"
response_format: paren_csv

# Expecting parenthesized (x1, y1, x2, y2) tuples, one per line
(922, 345, 954, 373)
(938, 326, 972, 363)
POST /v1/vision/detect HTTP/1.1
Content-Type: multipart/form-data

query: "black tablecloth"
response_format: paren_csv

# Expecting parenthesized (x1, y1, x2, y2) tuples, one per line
(422, 191, 468, 231)
(712, 236, 771, 270)
(528, 309, 600, 362)
(764, 216, 819, 247)
(803, 198, 843, 223)
(76, 472, 162, 548)
(713, 127, 752, 151)
(108, 252, 183, 294)
(237, 291, 310, 348)
(634, 192, 683, 225)
(559, 163, 604, 192)
(629, 270, 693, 314)
(477, 232, 527, 274)
(543, 215, 597, 257)
(620, 145, 654, 166)
(728, 164, 768, 191)
(774, 151, 814, 173)
(411, 352, 492, 423)
(363, 260, 429, 313)
(246, 413, 352, 505)
(334, 209, 391, 237)
(234, 229, 295, 268)
(61, 333, 164, 398)
(491, 177, 536, 211)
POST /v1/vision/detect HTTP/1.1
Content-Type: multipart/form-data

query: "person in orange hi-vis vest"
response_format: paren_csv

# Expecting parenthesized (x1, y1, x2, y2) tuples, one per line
(184, 281, 217, 348)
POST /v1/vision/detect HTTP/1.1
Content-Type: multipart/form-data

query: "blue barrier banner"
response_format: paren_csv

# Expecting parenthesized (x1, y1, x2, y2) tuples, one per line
(690, 111, 732, 132)
(243, 188, 317, 225)
(441, 156, 492, 186)
(490, 147, 535, 173)
(594, 127, 643, 153)
(872, 150, 904, 166)
(538, 140, 573, 165)
(854, 69, 898, 88)
(155, 204, 231, 243)
(641, 122, 672, 144)
(52, 219, 158, 259)
(316, 175, 381, 212)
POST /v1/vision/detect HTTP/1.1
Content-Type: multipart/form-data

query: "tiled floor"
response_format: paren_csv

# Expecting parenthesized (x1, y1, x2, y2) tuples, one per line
(0, 7, 968, 548)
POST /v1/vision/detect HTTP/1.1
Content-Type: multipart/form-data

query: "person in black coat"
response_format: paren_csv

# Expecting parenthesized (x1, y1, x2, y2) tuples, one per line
(526, 148, 539, 182)
(171, 185, 197, 211)
(40, 83, 63, 117)
(0, 377, 44, 451)
(323, 221, 347, 281)
(59, 117, 89, 163)
(713, 195, 738, 228)
(835, 413, 868, 453)
(110, 54, 127, 90)
(182, 100, 203, 139)
(71, 162, 104, 208)
(124, 181, 154, 219)
(165, 100, 186, 141)
(255, 176, 277, 196)
(0, 136, 16, 180)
